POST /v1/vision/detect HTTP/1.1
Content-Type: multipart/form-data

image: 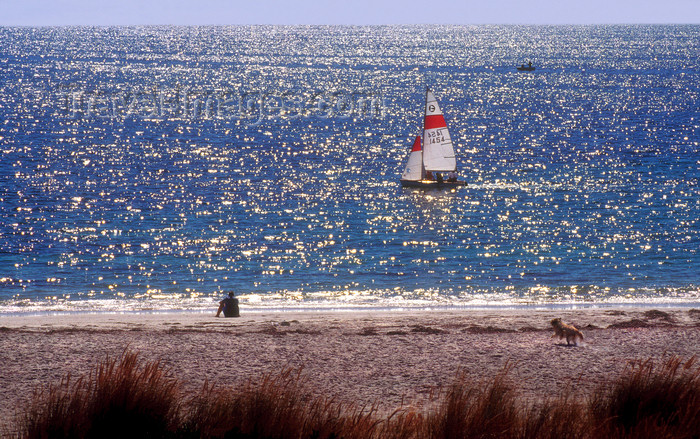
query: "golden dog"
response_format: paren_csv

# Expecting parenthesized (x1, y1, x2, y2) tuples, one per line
(551, 318, 584, 346)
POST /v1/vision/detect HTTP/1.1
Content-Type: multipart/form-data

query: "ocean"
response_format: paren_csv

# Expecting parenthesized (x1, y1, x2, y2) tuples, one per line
(1, 25, 698, 314)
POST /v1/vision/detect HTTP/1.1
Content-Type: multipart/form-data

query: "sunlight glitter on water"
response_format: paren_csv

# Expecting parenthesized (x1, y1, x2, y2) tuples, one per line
(1, 25, 699, 312)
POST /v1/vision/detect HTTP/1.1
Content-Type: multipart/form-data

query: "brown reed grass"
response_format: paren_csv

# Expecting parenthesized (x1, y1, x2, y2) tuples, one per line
(518, 394, 588, 439)
(17, 352, 700, 439)
(589, 356, 700, 438)
(181, 368, 381, 439)
(20, 350, 180, 438)
(422, 366, 520, 439)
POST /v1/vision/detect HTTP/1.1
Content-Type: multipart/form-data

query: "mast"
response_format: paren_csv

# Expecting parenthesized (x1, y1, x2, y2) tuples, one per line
(422, 87, 428, 175)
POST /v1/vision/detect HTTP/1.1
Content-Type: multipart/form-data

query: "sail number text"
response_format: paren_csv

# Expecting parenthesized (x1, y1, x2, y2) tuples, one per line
(426, 129, 446, 144)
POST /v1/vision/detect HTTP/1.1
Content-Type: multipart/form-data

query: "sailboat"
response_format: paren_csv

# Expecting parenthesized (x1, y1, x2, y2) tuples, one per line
(400, 88, 466, 188)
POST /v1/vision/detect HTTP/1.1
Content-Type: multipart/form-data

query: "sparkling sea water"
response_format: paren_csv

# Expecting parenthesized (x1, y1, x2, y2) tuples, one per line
(1, 25, 698, 313)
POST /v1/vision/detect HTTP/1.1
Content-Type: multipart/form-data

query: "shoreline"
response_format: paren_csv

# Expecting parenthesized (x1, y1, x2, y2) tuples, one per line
(2, 306, 699, 433)
(2, 304, 700, 331)
(2, 299, 699, 319)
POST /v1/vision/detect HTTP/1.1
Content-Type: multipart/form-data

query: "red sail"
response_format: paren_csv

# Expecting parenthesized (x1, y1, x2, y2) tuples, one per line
(411, 135, 421, 152)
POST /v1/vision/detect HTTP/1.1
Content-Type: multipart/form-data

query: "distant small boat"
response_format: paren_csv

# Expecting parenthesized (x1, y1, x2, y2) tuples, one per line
(400, 88, 466, 188)
(517, 62, 535, 72)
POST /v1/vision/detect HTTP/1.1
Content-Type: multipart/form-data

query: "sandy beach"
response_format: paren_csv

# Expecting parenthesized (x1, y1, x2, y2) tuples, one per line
(1, 306, 699, 433)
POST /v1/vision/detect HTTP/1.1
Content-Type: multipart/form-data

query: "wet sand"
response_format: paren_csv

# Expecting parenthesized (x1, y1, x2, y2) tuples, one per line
(1, 306, 699, 433)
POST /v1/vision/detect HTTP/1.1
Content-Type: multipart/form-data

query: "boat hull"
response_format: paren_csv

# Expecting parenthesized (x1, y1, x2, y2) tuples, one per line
(517, 67, 535, 72)
(400, 179, 466, 189)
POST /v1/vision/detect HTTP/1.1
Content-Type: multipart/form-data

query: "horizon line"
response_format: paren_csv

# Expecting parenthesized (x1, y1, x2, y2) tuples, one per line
(2, 22, 699, 27)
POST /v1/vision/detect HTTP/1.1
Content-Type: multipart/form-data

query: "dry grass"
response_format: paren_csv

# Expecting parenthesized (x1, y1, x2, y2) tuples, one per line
(421, 366, 519, 439)
(519, 394, 589, 439)
(20, 350, 180, 438)
(589, 356, 700, 438)
(16, 353, 700, 439)
(181, 369, 381, 439)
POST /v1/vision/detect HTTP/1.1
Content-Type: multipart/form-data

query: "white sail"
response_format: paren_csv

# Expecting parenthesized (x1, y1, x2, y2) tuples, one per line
(401, 136, 423, 181)
(422, 89, 456, 172)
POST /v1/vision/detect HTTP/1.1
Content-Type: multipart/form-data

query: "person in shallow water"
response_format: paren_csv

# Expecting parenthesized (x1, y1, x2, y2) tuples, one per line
(216, 291, 240, 317)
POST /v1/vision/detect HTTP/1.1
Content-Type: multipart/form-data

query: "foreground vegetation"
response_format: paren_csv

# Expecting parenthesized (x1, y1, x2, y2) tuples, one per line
(14, 352, 700, 438)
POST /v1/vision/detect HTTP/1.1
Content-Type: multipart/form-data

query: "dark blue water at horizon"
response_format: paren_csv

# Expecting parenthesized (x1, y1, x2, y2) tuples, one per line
(1, 25, 698, 313)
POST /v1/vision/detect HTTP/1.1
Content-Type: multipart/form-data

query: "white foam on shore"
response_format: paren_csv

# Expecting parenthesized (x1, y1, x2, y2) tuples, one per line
(1, 299, 698, 321)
